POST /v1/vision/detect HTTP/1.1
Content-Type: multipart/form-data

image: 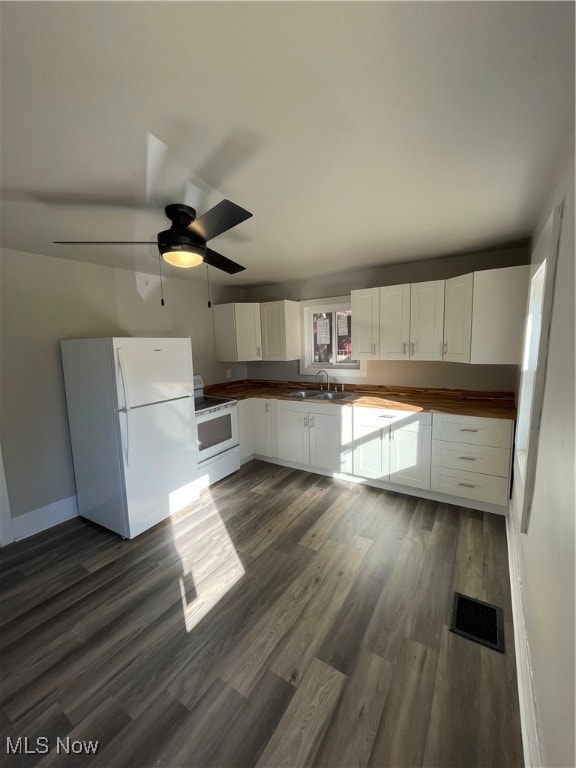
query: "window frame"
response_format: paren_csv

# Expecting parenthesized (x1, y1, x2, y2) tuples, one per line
(299, 296, 367, 378)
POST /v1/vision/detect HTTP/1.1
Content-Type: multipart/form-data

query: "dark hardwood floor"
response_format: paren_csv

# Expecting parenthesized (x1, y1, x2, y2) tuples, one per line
(0, 460, 524, 768)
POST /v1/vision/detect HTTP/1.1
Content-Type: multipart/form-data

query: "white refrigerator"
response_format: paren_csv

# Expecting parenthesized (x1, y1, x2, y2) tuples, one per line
(60, 337, 199, 538)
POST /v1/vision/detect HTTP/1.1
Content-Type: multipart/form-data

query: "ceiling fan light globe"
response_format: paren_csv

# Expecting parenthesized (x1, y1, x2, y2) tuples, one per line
(162, 249, 204, 268)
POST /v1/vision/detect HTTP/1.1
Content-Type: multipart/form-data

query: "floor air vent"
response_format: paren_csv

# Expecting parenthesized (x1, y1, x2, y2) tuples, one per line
(450, 592, 504, 653)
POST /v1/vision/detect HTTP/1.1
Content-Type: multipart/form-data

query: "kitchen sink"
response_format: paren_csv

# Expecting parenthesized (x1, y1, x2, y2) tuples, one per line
(315, 391, 354, 400)
(288, 390, 321, 398)
(287, 390, 354, 401)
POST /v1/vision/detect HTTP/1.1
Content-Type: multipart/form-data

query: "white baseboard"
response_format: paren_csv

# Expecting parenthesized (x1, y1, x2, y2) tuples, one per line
(506, 512, 542, 767)
(249, 455, 508, 515)
(10, 495, 79, 543)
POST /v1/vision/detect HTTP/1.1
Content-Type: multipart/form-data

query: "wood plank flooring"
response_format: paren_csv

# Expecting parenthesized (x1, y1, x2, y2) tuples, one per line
(0, 460, 524, 768)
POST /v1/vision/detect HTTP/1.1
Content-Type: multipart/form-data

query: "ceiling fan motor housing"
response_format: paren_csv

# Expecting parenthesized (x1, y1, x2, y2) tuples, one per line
(157, 228, 206, 254)
(159, 204, 206, 254)
(164, 204, 197, 229)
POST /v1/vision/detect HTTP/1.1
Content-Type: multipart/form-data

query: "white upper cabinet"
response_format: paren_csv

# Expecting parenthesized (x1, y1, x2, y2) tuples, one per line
(443, 273, 473, 363)
(260, 300, 301, 361)
(377, 281, 444, 362)
(409, 280, 445, 361)
(471, 265, 530, 364)
(351, 288, 379, 359)
(214, 303, 262, 362)
(379, 284, 411, 360)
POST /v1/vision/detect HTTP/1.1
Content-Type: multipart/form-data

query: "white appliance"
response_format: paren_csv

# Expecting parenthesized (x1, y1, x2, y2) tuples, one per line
(61, 337, 200, 539)
(193, 375, 240, 486)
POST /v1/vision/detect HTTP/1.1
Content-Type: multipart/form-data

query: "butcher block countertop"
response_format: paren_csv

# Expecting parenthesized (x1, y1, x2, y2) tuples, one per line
(205, 379, 517, 419)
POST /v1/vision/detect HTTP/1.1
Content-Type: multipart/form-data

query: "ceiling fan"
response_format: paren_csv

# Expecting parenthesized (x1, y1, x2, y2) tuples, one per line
(53, 198, 252, 274)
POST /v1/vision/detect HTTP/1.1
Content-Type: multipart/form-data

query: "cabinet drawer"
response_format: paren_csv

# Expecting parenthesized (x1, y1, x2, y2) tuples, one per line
(431, 466, 509, 506)
(354, 407, 431, 430)
(432, 413, 513, 449)
(431, 440, 510, 478)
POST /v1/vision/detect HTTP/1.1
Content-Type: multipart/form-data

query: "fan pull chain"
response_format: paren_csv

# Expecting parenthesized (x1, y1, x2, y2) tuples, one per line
(206, 262, 212, 308)
(158, 253, 165, 306)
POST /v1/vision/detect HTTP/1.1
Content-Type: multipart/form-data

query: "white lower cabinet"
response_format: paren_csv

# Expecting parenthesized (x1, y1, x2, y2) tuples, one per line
(273, 400, 352, 473)
(240, 396, 513, 513)
(352, 407, 432, 490)
(252, 398, 273, 457)
(431, 413, 513, 506)
(238, 399, 254, 461)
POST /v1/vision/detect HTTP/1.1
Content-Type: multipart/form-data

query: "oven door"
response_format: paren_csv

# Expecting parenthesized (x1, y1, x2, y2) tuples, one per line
(195, 404, 239, 462)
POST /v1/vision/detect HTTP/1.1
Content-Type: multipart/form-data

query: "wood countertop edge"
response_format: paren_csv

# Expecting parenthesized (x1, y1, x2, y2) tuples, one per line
(205, 380, 517, 420)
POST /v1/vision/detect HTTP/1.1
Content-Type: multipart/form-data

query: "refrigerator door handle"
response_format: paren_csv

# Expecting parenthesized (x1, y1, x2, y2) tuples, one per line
(120, 410, 131, 468)
(117, 348, 132, 411)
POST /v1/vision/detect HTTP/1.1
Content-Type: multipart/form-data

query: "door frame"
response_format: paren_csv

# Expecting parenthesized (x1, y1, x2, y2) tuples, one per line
(513, 204, 563, 534)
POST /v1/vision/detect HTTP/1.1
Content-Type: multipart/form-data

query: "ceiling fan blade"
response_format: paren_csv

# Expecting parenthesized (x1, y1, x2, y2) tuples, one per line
(204, 248, 245, 274)
(53, 241, 156, 245)
(4, 187, 152, 210)
(189, 199, 252, 241)
(195, 129, 263, 191)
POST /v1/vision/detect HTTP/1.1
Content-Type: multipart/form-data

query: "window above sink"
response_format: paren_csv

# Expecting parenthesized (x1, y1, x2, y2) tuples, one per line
(299, 297, 368, 379)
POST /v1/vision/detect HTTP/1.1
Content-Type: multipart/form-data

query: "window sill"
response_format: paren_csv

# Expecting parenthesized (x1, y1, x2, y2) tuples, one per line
(299, 360, 368, 379)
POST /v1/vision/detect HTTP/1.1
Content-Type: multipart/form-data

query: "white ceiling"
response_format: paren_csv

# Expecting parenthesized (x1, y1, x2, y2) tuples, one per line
(1, 1, 574, 286)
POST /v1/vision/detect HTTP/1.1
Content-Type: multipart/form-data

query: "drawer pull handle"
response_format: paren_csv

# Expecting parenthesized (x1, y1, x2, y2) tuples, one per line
(459, 456, 477, 461)
(458, 482, 476, 488)
(460, 428, 479, 432)
(379, 415, 393, 419)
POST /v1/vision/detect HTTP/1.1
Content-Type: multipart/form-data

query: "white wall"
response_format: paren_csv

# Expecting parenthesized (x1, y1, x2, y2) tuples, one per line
(0, 248, 245, 526)
(509, 138, 575, 767)
(246, 358, 519, 392)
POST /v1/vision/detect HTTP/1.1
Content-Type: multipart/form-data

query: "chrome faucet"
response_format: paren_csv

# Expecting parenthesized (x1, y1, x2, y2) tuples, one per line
(315, 369, 330, 391)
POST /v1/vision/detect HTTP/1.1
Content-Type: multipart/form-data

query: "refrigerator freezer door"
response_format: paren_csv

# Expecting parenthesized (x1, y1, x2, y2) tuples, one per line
(114, 338, 194, 409)
(118, 397, 199, 538)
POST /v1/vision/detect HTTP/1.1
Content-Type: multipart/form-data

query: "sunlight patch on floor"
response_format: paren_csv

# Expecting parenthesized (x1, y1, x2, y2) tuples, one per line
(171, 483, 245, 633)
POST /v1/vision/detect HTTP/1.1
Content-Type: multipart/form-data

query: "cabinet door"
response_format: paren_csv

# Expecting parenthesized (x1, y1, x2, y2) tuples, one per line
(389, 421, 431, 490)
(352, 409, 392, 480)
(409, 281, 445, 361)
(261, 302, 284, 360)
(443, 274, 473, 363)
(235, 303, 262, 361)
(351, 288, 379, 359)
(379, 284, 410, 360)
(470, 266, 530, 364)
(308, 411, 342, 472)
(261, 300, 301, 361)
(252, 399, 272, 457)
(275, 404, 309, 464)
(237, 398, 254, 461)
